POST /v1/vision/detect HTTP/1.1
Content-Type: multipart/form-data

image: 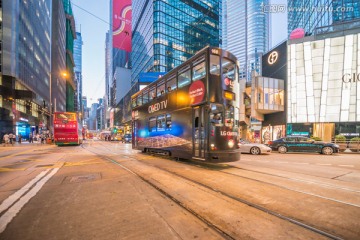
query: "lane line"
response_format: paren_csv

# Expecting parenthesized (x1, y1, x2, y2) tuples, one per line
(0, 168, 59, 234)
(338, 165, 354, 167)
(316, 163, 332, 166)
(0, 169, 50, 214)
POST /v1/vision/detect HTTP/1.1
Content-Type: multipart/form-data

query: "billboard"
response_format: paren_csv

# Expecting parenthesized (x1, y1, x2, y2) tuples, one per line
(113, 0, 132, 52)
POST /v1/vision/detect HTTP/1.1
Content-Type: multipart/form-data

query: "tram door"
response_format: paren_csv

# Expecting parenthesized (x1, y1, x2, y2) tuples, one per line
(193, 106, 205, 159)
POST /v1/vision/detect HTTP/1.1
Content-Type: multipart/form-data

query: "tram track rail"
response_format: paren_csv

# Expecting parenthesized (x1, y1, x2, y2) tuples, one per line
(81, 142, 352, 239)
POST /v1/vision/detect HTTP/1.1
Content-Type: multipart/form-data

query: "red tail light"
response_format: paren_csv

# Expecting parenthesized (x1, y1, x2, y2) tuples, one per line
(268, 141, 273, 145)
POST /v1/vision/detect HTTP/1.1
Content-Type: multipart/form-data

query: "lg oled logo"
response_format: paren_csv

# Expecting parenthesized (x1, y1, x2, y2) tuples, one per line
(268, 51, 278, 65)
(342, 73, 360, 83)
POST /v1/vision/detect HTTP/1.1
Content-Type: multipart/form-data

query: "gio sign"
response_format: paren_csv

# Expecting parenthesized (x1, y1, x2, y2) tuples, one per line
(342, 73, 360, 83)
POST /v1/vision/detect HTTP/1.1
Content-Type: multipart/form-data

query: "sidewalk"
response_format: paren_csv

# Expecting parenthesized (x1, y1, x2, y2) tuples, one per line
(0, 141, 55, 151)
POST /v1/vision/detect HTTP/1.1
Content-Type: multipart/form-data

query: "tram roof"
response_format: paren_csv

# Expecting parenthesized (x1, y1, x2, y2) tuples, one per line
(131, 46, 236, 99)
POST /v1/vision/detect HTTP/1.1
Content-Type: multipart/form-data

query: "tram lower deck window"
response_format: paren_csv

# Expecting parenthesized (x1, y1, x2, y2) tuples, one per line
(149, 117, 156, 132)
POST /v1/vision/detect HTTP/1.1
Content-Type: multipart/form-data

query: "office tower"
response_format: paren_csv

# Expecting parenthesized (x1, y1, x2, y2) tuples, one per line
(1, 0, 52, 137)
(51, 0, 67, 113)
(226, 0, 270, 80)
(74, 31, 83, 115)
(63, 0, 77, 112)
(131, 0, 222, 86)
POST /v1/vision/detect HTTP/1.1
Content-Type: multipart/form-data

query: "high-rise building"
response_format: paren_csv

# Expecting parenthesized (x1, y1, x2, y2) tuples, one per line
(288, 0, 360, 35)
(74, 31, 83, 116)
(63, 0, 77, 112)
(131, 0, 222, 86)
(51, 0, 67, 113)
(225, 0, 270, 80)
(1, 0, 52, 138)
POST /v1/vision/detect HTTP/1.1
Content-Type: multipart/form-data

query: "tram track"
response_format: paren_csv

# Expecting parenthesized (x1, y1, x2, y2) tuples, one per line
(81, 142, 354, 239)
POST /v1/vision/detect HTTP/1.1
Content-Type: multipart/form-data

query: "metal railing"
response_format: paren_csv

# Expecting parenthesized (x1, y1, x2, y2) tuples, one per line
(333, 140, 360, 153)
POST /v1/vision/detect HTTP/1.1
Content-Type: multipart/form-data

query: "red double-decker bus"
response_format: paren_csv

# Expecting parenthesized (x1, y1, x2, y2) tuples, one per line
(53, 112, 83, 146)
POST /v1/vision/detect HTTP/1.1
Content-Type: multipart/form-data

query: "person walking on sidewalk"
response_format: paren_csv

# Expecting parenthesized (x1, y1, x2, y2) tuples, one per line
(9, 133, 14, 146)
(18, 134, 22, 144)
(3, 133, 9, 147)
(29, 133, 33, 143)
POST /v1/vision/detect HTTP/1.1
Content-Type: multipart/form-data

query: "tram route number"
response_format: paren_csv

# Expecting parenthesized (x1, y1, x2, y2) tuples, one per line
(220, 131, 238, 136)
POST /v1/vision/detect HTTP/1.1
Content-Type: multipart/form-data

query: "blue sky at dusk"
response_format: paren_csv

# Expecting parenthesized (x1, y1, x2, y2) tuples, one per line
(72, 0, 287, 107)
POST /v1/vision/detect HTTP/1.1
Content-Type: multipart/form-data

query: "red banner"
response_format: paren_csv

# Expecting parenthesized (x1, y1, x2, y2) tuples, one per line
(112, 0, 132, 52)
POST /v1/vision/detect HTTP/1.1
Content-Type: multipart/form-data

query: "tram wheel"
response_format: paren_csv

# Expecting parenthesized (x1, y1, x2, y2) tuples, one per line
(250, 147, 261, 155)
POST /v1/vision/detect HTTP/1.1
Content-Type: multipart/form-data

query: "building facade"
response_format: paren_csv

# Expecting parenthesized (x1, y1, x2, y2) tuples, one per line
(287, 25, 360, 141)
(288, 0, 360, 36)
(1, 0, 52, 138)
(131, 0, 222, 86)
(74, 31, 83, 117)
(225, 0, 270, 80)
(63, 0, 76, 112)
(51, 0, 67, 113)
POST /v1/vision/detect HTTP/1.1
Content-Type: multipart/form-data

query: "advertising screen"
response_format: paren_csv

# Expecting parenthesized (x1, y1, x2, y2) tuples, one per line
(113, 0, 132, 52)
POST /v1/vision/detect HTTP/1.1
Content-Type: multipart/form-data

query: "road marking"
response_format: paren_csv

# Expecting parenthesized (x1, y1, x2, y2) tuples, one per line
(338, 165, 354, 167)
(0, 167, 26, 172)
(0, 168, 59, 233)
(316, 163, 332, 166)
(0, 170, 50, 214)
(294, 162, 309, 164)
(275, 161, 288, 163)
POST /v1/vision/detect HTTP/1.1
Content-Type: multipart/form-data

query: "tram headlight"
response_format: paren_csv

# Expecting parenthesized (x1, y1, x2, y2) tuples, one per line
(210, 143, 216, 150)
(228, 139, 234, 148)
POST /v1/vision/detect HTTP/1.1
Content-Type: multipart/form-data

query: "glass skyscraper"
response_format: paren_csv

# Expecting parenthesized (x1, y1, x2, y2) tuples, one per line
(288, 0, 360, 35)
(225, 0, 270, 80)
(131, 0, 222, 86)
(74, 32, 83, 114)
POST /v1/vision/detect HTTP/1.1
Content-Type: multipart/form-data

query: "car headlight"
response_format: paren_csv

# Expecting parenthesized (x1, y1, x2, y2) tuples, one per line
(333, 144, 339, 148)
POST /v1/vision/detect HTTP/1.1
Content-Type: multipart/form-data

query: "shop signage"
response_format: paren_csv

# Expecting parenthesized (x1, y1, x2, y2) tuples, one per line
(19, 117, 29, 122)
(148, 100, 168, 113)
(342, 73, 360, 83)
(268, 51, 278, 65)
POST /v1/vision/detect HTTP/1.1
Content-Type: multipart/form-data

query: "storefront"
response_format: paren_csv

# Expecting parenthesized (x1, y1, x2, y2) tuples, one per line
(287, 32, 360, 142)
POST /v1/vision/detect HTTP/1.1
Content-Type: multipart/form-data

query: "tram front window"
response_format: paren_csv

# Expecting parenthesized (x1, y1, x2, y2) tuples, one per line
(210, 104, 224, 127)
(225, 105, 234, 127)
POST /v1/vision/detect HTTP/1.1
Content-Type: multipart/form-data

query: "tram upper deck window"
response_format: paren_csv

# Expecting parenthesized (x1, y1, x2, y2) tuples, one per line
(157, 79, 165, 97)
(222, 58, 236, 81)
(210, 104, 224, 127)
(193, 61, 206, 81)
(210, 55, 220, 76)
(150, 86, 156, 99)
(143, 89, 149, 104)
(137, 95, 142, 106)
(178, 66, 191, 88)
(132, 98, 137, 108)
(166, 75, 176, 92)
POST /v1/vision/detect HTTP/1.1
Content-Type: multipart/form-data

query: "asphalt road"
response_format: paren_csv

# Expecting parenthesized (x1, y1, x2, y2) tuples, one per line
(0, 141, 359, 239)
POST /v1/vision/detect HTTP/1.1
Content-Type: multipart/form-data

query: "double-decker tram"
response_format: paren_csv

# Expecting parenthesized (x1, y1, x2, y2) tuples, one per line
(131, 47, 241, 162)
(53, 112, 83, 146)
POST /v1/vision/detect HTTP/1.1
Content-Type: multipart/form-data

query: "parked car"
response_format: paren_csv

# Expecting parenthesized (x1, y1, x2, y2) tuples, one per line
(268, 136, 340, 155)
(122, 134, 132, 143)
(239, 140, 272, 155)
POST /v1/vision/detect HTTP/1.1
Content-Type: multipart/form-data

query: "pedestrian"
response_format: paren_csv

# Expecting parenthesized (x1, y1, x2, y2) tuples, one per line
(3, 133, 9, 147)
(9, 133, 14, 146)
(29, 133, 33, 143)
(18, 134, 22, 144)
(40, 133, 44, 144)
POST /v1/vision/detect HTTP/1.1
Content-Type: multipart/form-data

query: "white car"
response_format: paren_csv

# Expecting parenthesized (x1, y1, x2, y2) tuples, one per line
(239, 140, 272, 155)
